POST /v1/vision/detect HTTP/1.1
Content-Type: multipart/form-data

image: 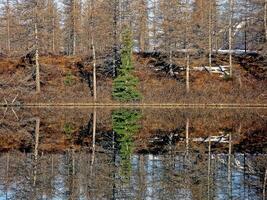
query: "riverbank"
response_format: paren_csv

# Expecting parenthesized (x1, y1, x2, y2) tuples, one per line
(0, 52, 266, 104)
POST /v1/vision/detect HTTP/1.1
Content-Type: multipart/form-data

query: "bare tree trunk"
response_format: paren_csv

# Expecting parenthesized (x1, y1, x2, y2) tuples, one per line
(229, 0, 234, 78)
(139, 0, 147, 52)
(209, 0, 212, 69)
(186, 54, 190, 93)
(113, 0, 120, 78)
(51, 0, 55, 54)
(73, 0, 76, 56)
(185, 0, 190, 93)
(265, 0, 267, 42)
(244, 0, 248, 53)
(169, 49, 174, 76)
(35, 2, 41, 93)
(152, 0, 157, 50)
(6, 0, 11, 55)
(90, 0, 97, 102)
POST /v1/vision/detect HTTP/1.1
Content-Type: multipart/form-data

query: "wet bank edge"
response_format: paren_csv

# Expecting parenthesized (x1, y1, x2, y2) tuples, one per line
(1, 103, 267, 108)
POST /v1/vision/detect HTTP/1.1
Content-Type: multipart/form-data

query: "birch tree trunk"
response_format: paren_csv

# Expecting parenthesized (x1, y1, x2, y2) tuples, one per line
(185, 0, 190, 93)
(35, 1, 41, 93)
(90, 0, 97, 102)
(186, 54, 190, 93)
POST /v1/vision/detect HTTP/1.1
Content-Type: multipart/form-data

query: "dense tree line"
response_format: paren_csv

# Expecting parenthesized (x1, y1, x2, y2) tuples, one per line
(0, 0, 266, 97)
(0, 0, 266, 56)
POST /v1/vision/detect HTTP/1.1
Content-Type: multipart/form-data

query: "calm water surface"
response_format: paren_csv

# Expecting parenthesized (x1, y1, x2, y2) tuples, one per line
(0, 108, 266, 200)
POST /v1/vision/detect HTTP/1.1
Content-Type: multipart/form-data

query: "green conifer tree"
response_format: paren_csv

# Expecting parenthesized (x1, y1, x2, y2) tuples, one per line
(112, 28, 141, 102)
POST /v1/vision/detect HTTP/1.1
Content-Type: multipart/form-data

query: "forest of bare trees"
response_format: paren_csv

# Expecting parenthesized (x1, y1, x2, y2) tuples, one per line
(0, 0, 266, 103)
(0, 0, 266, 56)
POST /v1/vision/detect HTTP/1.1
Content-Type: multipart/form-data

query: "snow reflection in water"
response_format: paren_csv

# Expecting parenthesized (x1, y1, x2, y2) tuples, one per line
(0, 152, 266, 200)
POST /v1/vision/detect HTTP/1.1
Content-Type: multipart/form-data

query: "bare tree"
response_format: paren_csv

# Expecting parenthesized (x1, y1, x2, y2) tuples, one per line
(89, 0, 97, 102)
(229, 0, 234, 78)
(63, 0, 82, 55)
(6, 0, 11, 55)
(265, 0, 267, 42)
(34, 0, 40, 93)
(185, 0, 190, 93)
(209, 0, 213, 69)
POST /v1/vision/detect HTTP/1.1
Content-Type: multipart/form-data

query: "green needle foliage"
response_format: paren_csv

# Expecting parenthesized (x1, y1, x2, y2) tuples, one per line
(63, 123, 75, 140)
(112, 109, 142, 181)
(112, 28, 142, 102)
(64, 71, 74, 86)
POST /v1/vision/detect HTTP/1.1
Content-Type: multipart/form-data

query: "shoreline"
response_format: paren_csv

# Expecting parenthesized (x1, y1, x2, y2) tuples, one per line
(1, 103, 267, 108)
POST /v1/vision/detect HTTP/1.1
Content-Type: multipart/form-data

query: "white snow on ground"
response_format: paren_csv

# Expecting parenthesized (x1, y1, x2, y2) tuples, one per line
(193, 135, 230, 143)
(217, 49, 258, 55)
(193, 66, 230, 76)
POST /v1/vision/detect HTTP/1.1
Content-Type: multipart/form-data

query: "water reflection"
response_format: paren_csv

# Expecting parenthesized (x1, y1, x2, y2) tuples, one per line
(0, 152, 266, 200)
(112, 109, 142, 181)
(0, 108, 266, 199)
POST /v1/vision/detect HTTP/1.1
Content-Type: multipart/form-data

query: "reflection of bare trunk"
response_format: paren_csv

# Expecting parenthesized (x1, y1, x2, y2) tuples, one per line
(5, 153, 10, 199)
(138, 155, 145, 199)
(208, 137, 211, 200)
(112, 130, 116, 200)
(33, 117, 40, 187)
(90, 108, 97, 176)
(263, 169, 267, 200)
(228, 133, 232, 200)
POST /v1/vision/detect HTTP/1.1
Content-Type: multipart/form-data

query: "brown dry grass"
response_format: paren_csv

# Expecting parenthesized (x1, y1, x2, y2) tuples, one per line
(0, 55, 266, 104)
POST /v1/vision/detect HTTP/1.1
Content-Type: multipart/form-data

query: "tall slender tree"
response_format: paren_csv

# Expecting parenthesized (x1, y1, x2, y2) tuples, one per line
(229, 0, 234, 78)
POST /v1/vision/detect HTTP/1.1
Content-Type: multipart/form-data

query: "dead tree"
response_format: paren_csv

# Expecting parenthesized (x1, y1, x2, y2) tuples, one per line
(265, 0, 267, 42)
(229, 0, 234, 78)
(89, 0, 97, 102)
(34, 1, 40, 93)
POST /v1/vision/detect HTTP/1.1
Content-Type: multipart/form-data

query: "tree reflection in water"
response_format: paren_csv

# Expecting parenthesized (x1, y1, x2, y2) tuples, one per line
(112, 108, 142, 182)
(0, 108, 266, 199)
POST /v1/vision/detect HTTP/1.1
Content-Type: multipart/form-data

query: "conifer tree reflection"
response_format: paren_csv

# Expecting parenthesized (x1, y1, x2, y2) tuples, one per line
(112, 109, 141, 181)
